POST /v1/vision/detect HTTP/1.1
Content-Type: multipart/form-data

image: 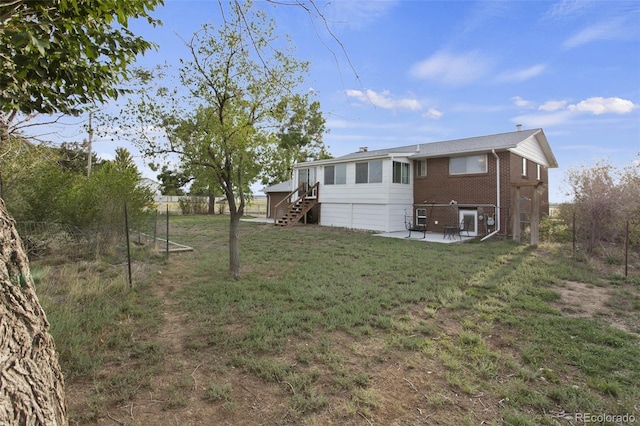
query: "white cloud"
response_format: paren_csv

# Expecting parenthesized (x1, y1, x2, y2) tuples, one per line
(345, 89, 421, 111)
(512, 96, 534, 108)
(512, 96, 638, 128)
(409, 50, 492, 86)
(563, 18, 628, 49)
(497, 64, 546, 82)
(567, 97, 637, 115)
(423, 108, 443, 120)
(545, 0, 593, 20)
(327, 1, 398, 29)
(538, 100, 568, 112)
(512, 111, 574, 128)
(325, 118, 351, 129)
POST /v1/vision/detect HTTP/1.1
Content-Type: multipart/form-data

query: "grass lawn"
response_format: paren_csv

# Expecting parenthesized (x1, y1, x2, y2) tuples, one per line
(35, 215, 640, 425)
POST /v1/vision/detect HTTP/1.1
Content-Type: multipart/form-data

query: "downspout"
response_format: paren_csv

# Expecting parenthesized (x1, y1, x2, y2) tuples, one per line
(481, 149, 501, 241)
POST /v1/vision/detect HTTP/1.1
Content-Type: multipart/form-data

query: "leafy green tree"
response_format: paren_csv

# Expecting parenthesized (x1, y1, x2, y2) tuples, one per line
(0, 0, 163, 120)
(186, 167, 221, 215)
(0, 134, 56, 200)
(128, 1, 326, 278)
(57, 147, 154, 232)
(9, 157, 74, 223)
(0, 1, 163, 423)
(58, 141, 102, 175)
(150, 163, 191, 196)
(260, 94, 331, 186)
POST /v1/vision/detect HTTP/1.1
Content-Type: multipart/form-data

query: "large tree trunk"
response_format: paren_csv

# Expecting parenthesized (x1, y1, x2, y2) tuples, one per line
(208, 187, 215, 215)
(0, 200, 67, 425)
(228, 211, 241, 279)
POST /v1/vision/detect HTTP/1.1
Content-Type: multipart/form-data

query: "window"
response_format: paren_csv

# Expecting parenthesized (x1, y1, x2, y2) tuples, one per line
(335, 164, 346, 184)
(416, 208, 427, 226)
(416, 159, 427, 177)
(324, 165, 334, 185)
(370, 160, 382, 183)
(393, 161, 410, 184)
(536, 164, 541, 180)
(324, 164, 346, 185)
(355, 162, 368, 183)
(356, 160, 383, 183)
(521, 158, 528, 176)
(449, 154, 487, 175)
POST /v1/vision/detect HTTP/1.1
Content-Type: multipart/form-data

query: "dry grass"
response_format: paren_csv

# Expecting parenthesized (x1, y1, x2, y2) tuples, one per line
(36, 215, 640, 425)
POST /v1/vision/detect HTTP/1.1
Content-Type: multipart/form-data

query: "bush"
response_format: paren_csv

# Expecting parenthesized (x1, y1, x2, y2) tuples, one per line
(540, 217, 571, 243)
(178, 196, 209, 215)
(7, 145, 154, 235)
(564, 158, 639, 252)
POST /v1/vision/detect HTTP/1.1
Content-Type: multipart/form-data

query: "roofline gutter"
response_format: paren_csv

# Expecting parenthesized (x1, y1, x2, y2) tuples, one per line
(481, 149, 501, 241)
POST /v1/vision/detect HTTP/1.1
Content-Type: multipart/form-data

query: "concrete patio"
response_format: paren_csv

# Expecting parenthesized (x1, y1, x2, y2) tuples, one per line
(374, 230, 474, 244)
(242, 217, 475, 244)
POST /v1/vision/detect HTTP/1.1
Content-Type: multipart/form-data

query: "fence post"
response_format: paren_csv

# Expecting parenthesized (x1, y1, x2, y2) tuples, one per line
(625, 220, 629, 277)
(572, 212, 576, 255)
(166, 205, 169, 258)
(153, 210, 158, 251)
(124, 202, 133, 288)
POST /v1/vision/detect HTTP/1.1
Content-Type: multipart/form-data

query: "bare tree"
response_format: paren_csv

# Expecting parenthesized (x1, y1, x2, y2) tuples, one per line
(565, 160, 626, 253)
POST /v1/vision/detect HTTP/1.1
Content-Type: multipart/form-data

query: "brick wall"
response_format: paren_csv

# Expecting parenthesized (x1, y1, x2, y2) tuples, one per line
(413, 151, 549, 234)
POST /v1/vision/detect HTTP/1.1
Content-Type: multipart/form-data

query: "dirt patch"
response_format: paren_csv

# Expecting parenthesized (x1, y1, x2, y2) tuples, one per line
(553, 280, 640, 338)
(554, 281, 610, 318)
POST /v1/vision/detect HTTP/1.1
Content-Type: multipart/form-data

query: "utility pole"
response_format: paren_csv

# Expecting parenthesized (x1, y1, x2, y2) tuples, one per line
(87, 111, 93, 177)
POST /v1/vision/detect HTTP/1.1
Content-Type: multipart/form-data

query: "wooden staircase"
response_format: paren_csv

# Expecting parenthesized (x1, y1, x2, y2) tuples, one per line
(274, 182, 319, 227)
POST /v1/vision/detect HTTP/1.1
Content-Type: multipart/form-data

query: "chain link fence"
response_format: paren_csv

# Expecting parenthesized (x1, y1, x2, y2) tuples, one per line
(16, 206, 193, 286)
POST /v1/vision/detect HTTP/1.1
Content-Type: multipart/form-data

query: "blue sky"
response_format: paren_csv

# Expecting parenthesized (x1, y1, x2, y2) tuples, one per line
(32, 0, 640, 202)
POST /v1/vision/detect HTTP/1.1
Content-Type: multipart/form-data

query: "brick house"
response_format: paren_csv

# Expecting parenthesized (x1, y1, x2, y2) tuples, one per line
(271, 128, 557, 239)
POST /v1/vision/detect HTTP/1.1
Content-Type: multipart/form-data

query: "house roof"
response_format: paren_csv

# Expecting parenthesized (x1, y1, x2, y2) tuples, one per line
(139, 178, 162, 195)
(262, 179, 293, 193)
(298, 128, 558, 168)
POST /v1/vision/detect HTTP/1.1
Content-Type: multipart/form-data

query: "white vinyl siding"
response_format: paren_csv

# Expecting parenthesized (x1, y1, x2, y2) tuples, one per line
(315, 157, 413, 232)
(510, 134, 552, 167)
(320, 203, 412, 232)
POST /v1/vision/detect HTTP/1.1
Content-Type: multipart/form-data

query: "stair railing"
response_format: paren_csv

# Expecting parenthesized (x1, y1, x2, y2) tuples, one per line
(273, 182, 320, 225)
(273, 182, 306, 225)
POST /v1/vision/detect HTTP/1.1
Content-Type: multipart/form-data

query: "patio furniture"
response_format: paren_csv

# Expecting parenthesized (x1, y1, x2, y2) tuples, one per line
(443, 225, 458, 240)
(405, 213, 427, 238)
(459, 217, 472, 237)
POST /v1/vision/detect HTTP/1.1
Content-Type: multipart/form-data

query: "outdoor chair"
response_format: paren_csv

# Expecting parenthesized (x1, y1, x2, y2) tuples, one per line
(405, 213, 427, 238)
(459, 217, 472, 237)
